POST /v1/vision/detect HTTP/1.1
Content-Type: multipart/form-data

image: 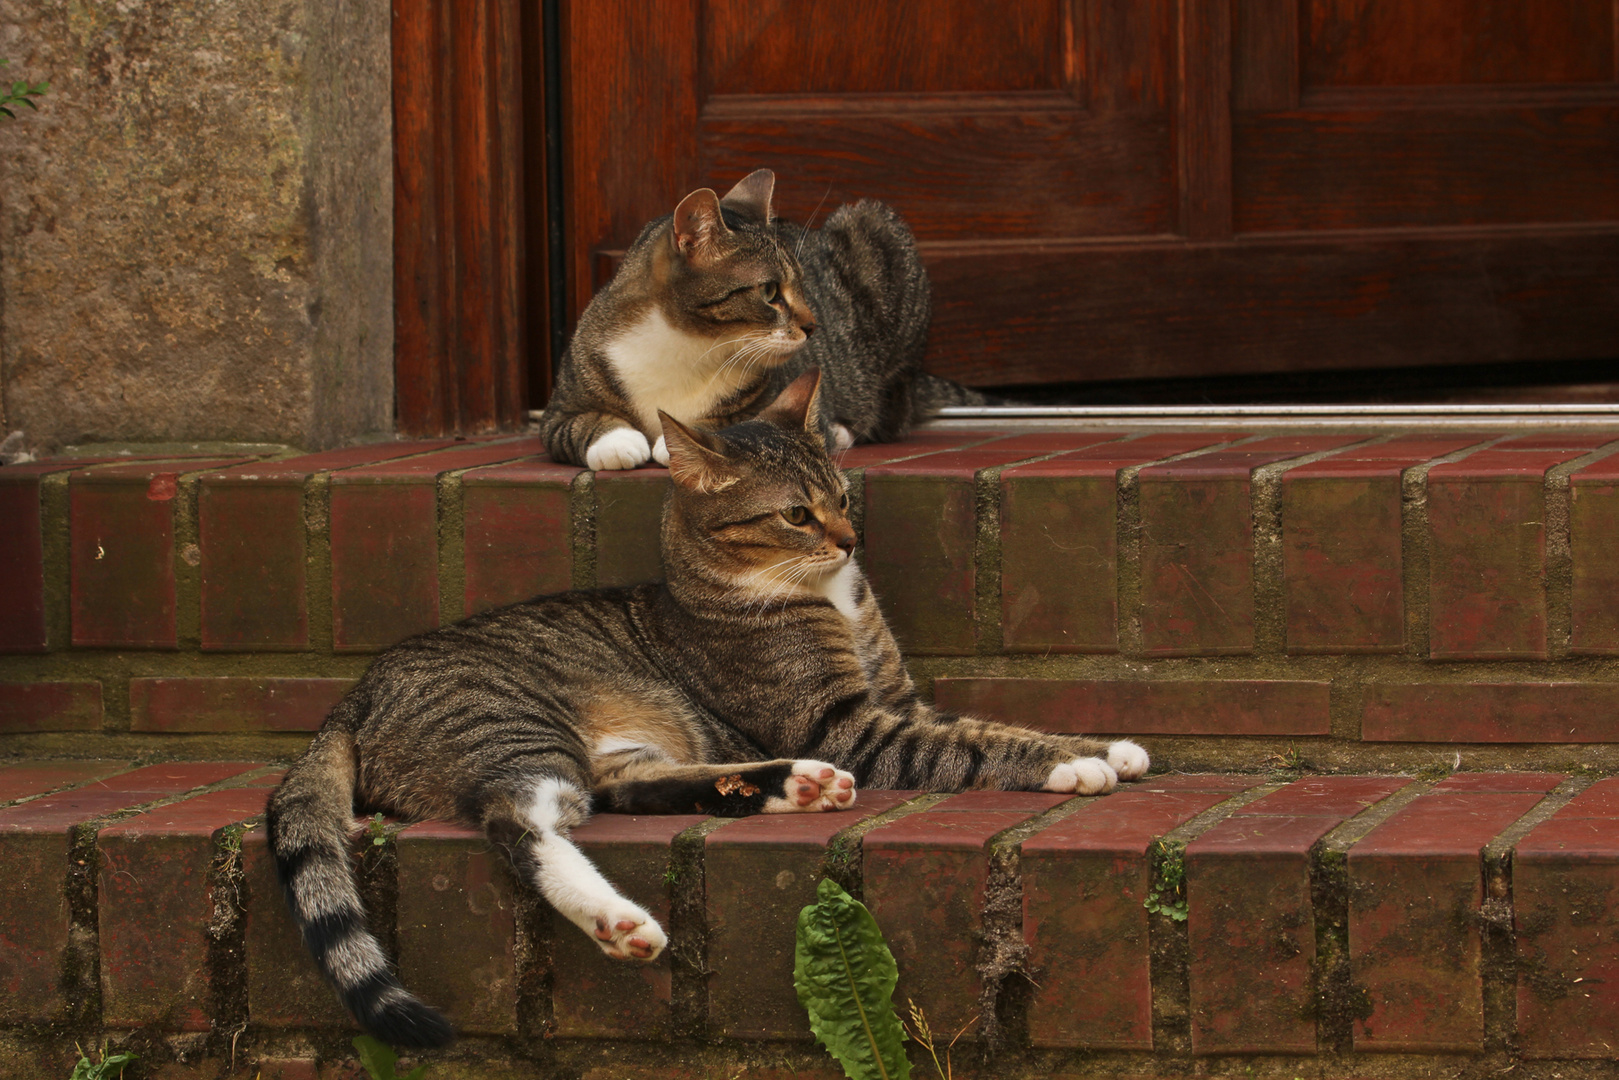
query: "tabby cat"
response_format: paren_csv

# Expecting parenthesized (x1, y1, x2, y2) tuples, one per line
(540, 169, 986, 471)
(266, 371, 1147, 1048)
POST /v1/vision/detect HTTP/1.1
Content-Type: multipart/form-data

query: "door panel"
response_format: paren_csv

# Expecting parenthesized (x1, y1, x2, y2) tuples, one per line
(559, 0, 1619, 392)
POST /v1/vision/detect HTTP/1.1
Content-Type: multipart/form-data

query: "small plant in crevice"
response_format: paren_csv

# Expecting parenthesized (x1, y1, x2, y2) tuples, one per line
(0, 60, 48, 120)
(794, 877, 910, 1080)
(903, 998, 977, 1080)
(68, 1043, 136, 1080)
(352, 1035, 428, 1080)
(1143, 839, 1188, 922)
(367, 812, 388, 846)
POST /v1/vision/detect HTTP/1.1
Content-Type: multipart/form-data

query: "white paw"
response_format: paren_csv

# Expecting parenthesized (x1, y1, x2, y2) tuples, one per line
(651, 434, 670, 466)
(589, 903, 666, 962)
(1107, 740, 1150, 781)
(831, 423, 855, 451)
(764, 760, 857, 813)
(1045, 756, 1119, 796)
(586, 428, 652, 471)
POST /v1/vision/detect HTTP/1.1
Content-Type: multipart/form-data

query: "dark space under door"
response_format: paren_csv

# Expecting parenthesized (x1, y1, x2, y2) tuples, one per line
(558, 0, 1619, 395)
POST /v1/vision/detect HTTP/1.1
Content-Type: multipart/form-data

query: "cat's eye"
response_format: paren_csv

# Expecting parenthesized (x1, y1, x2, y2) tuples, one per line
(839, 493, 850, 511)
(760, 281, 780, 303)
(782, 505, 811, 526)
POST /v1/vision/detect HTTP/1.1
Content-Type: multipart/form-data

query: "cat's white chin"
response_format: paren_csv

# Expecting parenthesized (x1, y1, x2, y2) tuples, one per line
(587, 428, 653, 471)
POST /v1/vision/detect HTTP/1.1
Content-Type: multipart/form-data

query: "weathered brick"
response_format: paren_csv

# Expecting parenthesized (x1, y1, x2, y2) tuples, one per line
(863, 791, 1065, 1036)
(0, 762, 260, 1023)
(200, 443, 465, 651)
(704, 790, 918, 1039)
(0, 681, 103, 733)
(98, 787, 274, 1029)
(330, 440, 539, 651)
(1427, 445, 1597, 659)
(864, 436, 1107, 655)
(1000, 434, 1233, 654)
(932, 677, 1331, 736)
(462, 456, 582, 612)
(0, 464, 66, 653)
(128, 677, 352, 733)
(836, 430, 997, 470)
(1139, 437, 1359, 656)
(1362, 682, 1619, 742)
(1347, 776, 1556, 1052)
(1569, 454, 1619, 655)
(395, 821, 519, 1036)
(0, 760, 130, 804)
(1186, 777, 1410, 1053)
(593, 467, 670, 588)
(1514, 775, 1619, 1058)
(71, 458, 252, 649)
(1280, 435, 1482, 653)
(551, 813, 709, 1039)
(241, 827, 353, 1029)
(1020, 776, 1263, 1049)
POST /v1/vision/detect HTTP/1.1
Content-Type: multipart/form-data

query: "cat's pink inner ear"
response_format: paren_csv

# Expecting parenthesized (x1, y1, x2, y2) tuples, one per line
(673, 188, 727, 262)
(660, 411, 735, 492)
(759, 368, 823, 435)
(719, 168, 775, 223)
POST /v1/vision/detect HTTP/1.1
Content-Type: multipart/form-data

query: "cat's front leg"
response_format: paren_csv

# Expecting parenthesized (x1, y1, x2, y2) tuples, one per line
(587, 426, 654, 471)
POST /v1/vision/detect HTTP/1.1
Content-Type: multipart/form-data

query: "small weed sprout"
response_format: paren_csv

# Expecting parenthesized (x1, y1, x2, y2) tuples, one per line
(0, 60, 48, 120)
(1143, 838, 1189, 922)
(68, 1043, 136, 1079)
(903, 998, 977, 1080)
(352, 1035, 428, 1080)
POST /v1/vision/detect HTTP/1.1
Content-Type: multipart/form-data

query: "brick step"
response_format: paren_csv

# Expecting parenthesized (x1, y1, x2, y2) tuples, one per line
(1, 760, 1615, 1077)
(5, 427, 1619, 765)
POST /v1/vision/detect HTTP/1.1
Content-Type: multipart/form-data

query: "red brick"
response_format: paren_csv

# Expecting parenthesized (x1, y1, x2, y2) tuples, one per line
(1348, 781, 1553, 1051)
(1000, 435, 1231, 654)
(593, 468, 670, 588)
(932, 677, 1331, 736)
(864, 437, 1098, 655)
(1427, 446, 1596, 659)
(863, 791, 1063, 1036)
(329, 440, 540, 651)
(550, 813, 709, 1038)
(1020, 780, 1262, 1048)
(704, 789, 918, 1038)
(129, 677, 352, 733)
(0, 761, 260, 1023)
(835, 431, 999, 469)
(462, 456, 581, 613)
(98, 787, 274, 1029)
(0, 681, 103, 733)
(395, 821, 519, 1036)
(1362, 682, 1619, 742)
(1514, 776, 1619, 1058)
(241, 827, 353, 1029)
(0, 468, 50, 653)
(70, 459, 252, 648)
(1186, 777, 1409, 1053)
(1570, 467, 1619, 654)
(199, 477, 308, 650)
(1139, 437, 1360, 656)
(0, 760, 130, 803)
(1282, 466, 1406, 653)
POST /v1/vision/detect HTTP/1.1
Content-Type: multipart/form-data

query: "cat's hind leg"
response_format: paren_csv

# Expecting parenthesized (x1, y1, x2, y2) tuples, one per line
(486, 776, 666, 962)
(592, 754, 856, 816)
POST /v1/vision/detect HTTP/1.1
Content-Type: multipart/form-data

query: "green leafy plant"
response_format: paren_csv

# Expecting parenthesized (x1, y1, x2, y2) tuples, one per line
(0, 60, 48, 120)
(368, 812, 388, 847)
(352, 1035, 427, 1080)
(794, 877, 910, 1080)
(68, 1043, 136, 1079)
(1143, 838, 1188, 922)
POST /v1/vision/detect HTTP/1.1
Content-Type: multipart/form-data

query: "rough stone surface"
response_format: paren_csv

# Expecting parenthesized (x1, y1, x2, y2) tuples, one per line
(0, 0, 393, 452)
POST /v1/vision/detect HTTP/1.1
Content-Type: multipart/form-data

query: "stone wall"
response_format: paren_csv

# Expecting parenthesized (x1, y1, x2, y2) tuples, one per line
(0, 0, 392, 455)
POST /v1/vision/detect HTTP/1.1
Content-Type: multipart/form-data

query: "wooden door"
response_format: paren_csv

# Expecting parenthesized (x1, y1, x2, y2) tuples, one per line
(558, 0, 1619, 393)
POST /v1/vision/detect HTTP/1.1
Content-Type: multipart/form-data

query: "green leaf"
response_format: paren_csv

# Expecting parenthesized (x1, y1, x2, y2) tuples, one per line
(794, 878, 911, 1080)
(401, 1066, 430, 1080)
(352, 1035, 399, 1080)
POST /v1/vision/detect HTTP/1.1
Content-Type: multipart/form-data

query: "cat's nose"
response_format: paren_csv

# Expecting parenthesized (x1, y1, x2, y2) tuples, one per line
(801, 321, 817, 338)
(834, 533, 856, 557)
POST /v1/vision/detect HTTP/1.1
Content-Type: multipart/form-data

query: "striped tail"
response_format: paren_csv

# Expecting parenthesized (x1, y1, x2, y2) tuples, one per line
(265, 716, 454, 1048)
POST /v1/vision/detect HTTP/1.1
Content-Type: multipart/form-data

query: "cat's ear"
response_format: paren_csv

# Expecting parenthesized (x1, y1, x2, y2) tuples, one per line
(672, 188, 729, 264)
(719, 168, 775, 224)
(759, 368, 824, 440)
(660, 412, 739, 493)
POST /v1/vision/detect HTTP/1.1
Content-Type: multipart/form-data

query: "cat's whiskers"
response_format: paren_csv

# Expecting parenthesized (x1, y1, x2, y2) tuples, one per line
(795, 185, 833, 261)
